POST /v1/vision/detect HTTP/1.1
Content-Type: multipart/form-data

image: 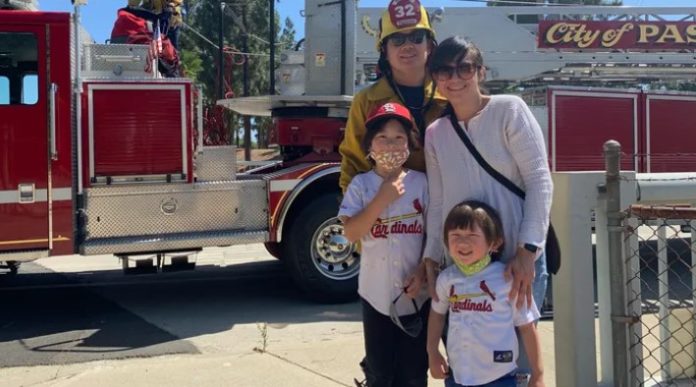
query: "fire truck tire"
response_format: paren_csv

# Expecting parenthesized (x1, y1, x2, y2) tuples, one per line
(283, 194, 359, 303)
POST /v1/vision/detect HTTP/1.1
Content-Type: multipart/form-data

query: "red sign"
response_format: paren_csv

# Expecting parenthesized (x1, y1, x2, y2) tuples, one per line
(538, 21, 696, 50)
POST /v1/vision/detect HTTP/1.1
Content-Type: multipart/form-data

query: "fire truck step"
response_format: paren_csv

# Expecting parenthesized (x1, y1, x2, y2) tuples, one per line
(119, 252, 198, 274)
(161, 255, 197, 272)
(120, 255, 158, 275)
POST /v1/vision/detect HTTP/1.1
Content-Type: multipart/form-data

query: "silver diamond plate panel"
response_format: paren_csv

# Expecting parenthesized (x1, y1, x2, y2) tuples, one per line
(81, 230, 268, 256)
(83, 181, 268, 239)
(195, 146, 237, 182)
(82, 44, 151, 77)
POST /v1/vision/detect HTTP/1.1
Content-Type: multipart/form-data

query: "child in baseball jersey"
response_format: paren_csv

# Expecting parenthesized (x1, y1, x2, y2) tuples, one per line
(427, 200, 544, 387)
(339, 102, 430, 387)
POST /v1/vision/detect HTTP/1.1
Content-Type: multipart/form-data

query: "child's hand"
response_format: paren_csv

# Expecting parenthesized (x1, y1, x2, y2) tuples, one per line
(403, 262, 425, 298)
(376, 171, 405, 205)
(528, 374, 545, 387)
(428, 350, 449, 379)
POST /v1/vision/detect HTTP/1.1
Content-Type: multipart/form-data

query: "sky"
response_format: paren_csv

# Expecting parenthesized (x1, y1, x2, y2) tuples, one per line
(40, 0, 696, 45)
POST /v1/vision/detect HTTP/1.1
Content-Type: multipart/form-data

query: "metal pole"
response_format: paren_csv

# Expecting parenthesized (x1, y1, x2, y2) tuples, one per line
(605, 140, 630, 387)
(242, 4, 251, 161)
(74, 2, 84, 195)
(657, 223, 670, 382)
(269, 0, 275, 95)
(340, 0, 346, 95)
(218, 1, 225, 100)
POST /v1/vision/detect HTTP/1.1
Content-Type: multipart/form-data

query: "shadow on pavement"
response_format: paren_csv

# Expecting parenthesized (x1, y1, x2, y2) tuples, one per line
(0, 259, 360, 367)
(0, 282, 198, 367)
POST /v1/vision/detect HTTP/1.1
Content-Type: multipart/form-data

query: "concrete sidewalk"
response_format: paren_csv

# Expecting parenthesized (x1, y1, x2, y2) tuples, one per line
(0, 319, 558, 387)
(0, 246, 559, 387)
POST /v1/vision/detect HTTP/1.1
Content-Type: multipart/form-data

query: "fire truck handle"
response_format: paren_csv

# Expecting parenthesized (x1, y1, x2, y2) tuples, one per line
(49, 83, 58, 161)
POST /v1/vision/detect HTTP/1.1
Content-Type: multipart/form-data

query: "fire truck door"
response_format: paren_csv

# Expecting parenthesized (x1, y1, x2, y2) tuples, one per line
(0, 26, 51, 253)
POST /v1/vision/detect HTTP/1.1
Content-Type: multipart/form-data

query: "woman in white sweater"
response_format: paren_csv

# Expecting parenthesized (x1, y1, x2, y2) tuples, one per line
(422, 37, 553, 314)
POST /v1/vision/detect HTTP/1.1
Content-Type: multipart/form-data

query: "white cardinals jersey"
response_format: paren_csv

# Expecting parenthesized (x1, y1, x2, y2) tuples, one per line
(338, 169, 429, 316)
(431, 262, 540, 385)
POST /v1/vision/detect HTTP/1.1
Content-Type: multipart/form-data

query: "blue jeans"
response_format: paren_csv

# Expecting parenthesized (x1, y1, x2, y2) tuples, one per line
(516, 254, 549, 375)
(444, 372, 517, 387)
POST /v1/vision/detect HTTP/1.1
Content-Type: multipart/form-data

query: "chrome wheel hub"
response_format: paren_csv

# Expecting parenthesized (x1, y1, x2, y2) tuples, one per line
(311, 217, 360, 280)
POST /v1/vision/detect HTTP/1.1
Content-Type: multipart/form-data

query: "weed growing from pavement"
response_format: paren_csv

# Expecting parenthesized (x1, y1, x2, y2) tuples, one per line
(250, 322, 351, 386)
(253, 322, 268, 353)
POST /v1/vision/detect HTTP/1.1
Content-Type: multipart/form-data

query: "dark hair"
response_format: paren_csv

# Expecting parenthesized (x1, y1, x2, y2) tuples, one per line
(361, 116, 421, 158)
(443, 200, 505, 260)
(428, 36, 484, 80)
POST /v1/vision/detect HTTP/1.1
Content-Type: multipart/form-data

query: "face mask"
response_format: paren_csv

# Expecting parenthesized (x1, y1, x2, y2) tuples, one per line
(453, 254, 491, 276)
(369, 149, 410, 172)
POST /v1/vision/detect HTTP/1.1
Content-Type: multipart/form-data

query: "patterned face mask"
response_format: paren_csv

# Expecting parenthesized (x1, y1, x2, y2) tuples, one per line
(368, 149, 410, 172)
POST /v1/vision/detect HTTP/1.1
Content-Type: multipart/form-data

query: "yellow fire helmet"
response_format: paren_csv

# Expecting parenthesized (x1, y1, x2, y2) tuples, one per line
(376, 0, 434, 51)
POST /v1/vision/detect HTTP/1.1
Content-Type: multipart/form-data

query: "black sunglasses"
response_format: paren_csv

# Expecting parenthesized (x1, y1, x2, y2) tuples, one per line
(433, 62, 480, 81)
(389, 290, 423, 338)
(388, 29, 428, 47)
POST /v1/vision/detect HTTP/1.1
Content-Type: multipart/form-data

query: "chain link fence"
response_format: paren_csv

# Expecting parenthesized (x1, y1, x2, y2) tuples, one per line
(623, 205, 696, 386)
(602, 140, 696, 387)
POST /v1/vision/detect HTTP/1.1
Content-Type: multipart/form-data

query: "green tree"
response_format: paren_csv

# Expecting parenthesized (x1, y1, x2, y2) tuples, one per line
(179, 48, 203, 80)
(278, 17, 297, 52)
(179, 0, 293, 150)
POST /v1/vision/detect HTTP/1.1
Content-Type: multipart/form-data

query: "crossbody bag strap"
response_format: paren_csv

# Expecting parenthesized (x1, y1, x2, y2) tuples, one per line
(448, 113, 526, 200)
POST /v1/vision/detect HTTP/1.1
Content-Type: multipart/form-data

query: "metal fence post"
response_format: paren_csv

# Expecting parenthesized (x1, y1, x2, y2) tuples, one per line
(604, 140, 631, 387)
(624, 216, 644, 385)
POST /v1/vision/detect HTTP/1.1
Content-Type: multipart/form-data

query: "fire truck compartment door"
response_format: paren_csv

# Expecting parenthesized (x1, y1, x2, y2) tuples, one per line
(645, 94, 696, 173)
(86, 83, 190, 182)
(550, 89, 639, 172)
(0, 26, 51, 252)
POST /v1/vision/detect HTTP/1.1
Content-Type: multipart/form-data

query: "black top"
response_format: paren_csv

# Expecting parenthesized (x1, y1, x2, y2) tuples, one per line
(396, 84, 426, 141)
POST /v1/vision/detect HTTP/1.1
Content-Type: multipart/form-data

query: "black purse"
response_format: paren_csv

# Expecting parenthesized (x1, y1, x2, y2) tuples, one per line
(448, 114, 561, 274)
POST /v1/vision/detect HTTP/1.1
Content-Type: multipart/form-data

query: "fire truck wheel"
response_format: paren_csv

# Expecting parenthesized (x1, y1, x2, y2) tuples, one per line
(283, 194, 359, 303)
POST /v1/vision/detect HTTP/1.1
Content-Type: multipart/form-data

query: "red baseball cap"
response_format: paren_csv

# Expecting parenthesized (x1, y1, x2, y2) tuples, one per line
(365, 102, 416, 131)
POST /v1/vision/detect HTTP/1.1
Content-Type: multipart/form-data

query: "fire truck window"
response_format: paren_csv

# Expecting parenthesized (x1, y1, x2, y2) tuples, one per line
(0, 32, 38, 105)
(22, 74, 38, 104)
(0, 76, 8, 105)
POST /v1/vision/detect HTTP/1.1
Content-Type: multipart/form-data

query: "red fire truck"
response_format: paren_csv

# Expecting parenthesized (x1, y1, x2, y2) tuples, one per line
(1, 1, 694, 302)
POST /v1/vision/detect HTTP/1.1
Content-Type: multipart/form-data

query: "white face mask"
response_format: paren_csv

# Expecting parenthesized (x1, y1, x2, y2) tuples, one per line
(369, 149, 410, 172)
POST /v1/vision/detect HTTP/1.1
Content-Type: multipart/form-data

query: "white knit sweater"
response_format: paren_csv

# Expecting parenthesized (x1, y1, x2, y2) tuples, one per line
(423, 95, 553, 264)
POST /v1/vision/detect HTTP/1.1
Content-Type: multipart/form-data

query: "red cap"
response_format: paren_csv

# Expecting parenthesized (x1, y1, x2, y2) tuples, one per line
(365, 102, 415, 131)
